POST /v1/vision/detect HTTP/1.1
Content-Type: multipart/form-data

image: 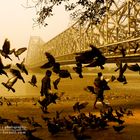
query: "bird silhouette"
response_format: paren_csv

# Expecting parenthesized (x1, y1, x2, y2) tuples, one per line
(75, 44, 103, 64)
(10, 69, 25, 83)
(84, 85, 95, 94)
(13, 47, 27, 60)
(127, 63, 140, 74)
(28, 75, 37, 87)
(0, 57, 11, 77)
(40, 52, 56, 69)
(85, 55, 106, 69)
(16, 58, 28, 75)
(1, 76, 18, 92)
(73, 102, 89, 112)
(0, 38, 13, 60)
(113, 125, 125, 133)
(73, 62, 83, 78)
(58, 69, 72, 79)
(53, 78, 61, 90)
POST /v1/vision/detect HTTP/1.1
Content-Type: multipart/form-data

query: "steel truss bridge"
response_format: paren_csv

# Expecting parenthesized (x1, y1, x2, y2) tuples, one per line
(26, 0, 140, 68)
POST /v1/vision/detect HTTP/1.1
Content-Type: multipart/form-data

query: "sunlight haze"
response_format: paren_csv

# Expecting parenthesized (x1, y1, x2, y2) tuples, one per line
(0, 0, 71, 63)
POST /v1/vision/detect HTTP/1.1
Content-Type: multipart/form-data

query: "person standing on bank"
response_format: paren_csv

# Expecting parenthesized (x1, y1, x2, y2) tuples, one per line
(39, 70, 52, 113)
(93, 72, 108, 109)
(40, 70, 52, 97)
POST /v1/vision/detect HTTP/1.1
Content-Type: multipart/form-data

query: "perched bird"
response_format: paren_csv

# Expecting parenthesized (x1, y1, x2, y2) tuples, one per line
(1, 76, 18, 92)
(115, 110, 123, 119)
(28, 75, 37, 87)
(17, 115, 30, 122)
(113, 125, 125, 133)
(10, 69, 25, 83)
(24, 129, 42, 140)
(29, 117, 42, 128)
(0, 38, 13, 60)
(126, 110, 133, 116)
(16, 58, 28, 75)
(13, 47, 27, 60)
(47, 120, 61, 135)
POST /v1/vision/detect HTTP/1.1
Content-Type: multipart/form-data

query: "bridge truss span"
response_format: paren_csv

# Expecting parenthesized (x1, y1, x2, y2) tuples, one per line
(26, 0, 140, 68)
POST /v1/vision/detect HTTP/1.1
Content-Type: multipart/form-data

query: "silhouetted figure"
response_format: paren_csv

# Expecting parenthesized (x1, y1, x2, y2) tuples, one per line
(39, 70, 52, 113)
(40, 70, 52, 97)
(93, 72, 108, 109)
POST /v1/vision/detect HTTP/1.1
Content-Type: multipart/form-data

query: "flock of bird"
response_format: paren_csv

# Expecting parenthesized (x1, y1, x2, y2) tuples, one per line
(0, 38, 138, 139)
(0, 38, 39, 93)
(0, 96, 134, 140)
(1, 38, 139, 93)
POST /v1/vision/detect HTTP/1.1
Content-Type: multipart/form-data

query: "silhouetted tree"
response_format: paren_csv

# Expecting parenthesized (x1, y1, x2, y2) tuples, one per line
(25, 0, 114, 27)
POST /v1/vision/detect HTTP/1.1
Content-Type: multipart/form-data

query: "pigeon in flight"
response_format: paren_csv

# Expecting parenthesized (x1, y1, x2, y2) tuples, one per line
(0, 57, 11, 77)
(16, 58, 28, 75)
(13, 47, 27, 60)
(10, 69, 25, 83)
(1, 76, 18, 92)
(0, 38, 13, 61)
(40, 52, 56, 69)
(28, 75, 37, 87)
(127, 63, 140, 74)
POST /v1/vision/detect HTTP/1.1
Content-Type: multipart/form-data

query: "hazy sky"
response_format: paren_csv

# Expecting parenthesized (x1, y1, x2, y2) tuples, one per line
(0, 0, 70, 55)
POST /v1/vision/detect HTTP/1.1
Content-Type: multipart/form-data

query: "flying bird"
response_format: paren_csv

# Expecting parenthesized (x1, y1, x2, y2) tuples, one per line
(16, 58, 28, 75)
(40, 52, 56, 69)
(127, 63, 140, 74)
(0, 38, 13, 61)
(1, 76, 18, 92)
(73, 62, 83, 78)
(85, 55, 106, 69)
(28, 75, 37, 87)
(10, 69, 25, 83)
(75, 44, 103, 64)
(13, 47, 27, 60)
(0, 57, 11, 77)
(53, 78, 60, 90)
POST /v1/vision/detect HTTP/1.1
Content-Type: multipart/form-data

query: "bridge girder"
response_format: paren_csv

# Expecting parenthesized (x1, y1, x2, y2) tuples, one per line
(26, 0, 140, 68)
